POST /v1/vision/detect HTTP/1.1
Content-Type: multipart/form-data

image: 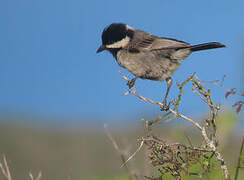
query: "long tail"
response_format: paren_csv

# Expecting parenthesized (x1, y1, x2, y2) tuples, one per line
(190, 42, 226, 52)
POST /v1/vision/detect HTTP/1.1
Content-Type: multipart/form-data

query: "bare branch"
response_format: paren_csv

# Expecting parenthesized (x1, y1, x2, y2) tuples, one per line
(119, 72, 231, 180)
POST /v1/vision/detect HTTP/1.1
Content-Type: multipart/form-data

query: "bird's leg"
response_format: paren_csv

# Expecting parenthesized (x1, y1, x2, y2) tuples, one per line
(161, 77, 172, 111)
(127, 77, 138, 89)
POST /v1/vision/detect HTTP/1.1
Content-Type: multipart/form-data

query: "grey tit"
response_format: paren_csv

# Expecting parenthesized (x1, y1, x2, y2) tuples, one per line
(97, 23, 225, 110)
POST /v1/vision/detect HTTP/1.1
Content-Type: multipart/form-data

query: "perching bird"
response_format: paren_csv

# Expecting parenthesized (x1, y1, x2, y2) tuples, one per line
(96, 23, 225, 110)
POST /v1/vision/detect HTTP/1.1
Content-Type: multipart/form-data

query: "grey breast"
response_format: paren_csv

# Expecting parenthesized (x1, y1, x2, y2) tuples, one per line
(116, 32, 192, 81)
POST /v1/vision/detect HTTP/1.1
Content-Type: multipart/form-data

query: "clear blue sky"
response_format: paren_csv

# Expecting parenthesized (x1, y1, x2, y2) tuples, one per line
(0, 0, 243, 124)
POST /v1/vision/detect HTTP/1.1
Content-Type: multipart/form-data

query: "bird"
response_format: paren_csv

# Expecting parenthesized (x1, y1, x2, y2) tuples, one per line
(96, 23, 225, 110)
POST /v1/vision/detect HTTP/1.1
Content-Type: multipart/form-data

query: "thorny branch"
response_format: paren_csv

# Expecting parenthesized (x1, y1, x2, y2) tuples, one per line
(119, 72, 230, 180)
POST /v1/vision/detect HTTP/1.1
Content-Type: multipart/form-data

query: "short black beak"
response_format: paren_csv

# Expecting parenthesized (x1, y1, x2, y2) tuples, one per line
(96, 45, 106, 53)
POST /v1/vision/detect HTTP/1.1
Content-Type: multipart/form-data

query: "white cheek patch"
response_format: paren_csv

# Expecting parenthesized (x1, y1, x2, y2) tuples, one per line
(106, 36, 130, 49)
(126, 25, 135, 30)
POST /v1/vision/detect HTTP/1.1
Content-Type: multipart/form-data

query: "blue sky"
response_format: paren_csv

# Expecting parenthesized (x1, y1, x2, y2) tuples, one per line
(0, 0, 243, 124)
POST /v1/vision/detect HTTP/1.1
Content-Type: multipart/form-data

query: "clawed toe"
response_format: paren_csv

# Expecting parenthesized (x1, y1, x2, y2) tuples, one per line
(127, 80, 134, 89)
(127, 78, 137, 89)
(160, 102, 170, 111)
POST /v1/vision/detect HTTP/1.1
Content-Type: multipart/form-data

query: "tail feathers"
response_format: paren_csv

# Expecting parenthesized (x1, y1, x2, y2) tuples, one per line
(190, 42, 226, 52)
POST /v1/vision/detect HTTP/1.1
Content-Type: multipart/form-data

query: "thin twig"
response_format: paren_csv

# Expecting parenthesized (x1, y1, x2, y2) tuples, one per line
(131, 87, 203, 131)
(201, 76, 244, 113)
(104, 124, 138, 180)
(0, 155, 12, 180)
(121, 140, 144, 168)
(29, 171, 42, 180)
(193, 74, 217, 143)
(192, 88, 212, 107)
(201, 78, 244, 97)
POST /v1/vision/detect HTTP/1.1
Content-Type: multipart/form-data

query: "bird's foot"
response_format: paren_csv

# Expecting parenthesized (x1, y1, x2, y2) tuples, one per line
(127, 78, 136, 89)
(160, 101, 170, 111)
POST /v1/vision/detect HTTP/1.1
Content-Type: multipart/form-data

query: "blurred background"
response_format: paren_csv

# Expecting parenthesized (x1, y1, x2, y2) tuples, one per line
(0, 0, 243, 179)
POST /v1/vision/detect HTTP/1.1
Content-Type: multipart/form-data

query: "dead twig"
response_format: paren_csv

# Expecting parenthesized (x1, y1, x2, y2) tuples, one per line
(104, 124, 139, 180)
(29, 171, 42, 180)
(201, 77, 244, 98)
(201, 75, 244, 113)
(121, 139, 144, 168)
(0, 155, 12, 180)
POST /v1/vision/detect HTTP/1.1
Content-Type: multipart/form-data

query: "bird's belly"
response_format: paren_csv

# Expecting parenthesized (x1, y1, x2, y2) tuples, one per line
(116, 51, 180, 81)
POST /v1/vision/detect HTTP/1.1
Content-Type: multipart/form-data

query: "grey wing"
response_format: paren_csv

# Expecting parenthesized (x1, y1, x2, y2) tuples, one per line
(128, 30, 190, 52)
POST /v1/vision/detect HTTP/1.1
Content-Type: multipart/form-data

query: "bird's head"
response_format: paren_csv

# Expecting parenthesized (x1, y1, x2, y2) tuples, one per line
(96, 23, 135, 53)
